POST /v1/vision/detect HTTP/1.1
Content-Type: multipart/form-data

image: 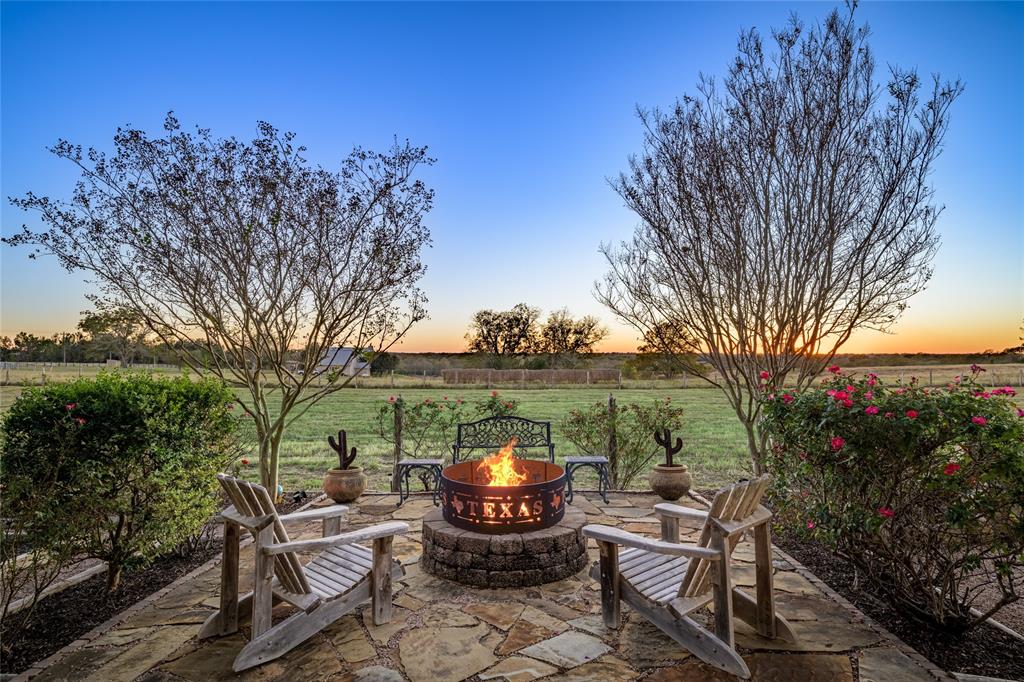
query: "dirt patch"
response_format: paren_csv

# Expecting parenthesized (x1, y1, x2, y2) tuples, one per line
(776, 532, 1024, 681)
(0, 545, 219, 674)
(1, 492, 314, 675)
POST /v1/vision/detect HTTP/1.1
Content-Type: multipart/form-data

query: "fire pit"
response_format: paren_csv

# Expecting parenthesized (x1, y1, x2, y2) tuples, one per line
(439, 439, 566, 534)
(423, 438, 588, 587)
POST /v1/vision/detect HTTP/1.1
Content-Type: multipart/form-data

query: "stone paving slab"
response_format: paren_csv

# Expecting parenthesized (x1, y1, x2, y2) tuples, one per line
(19, 493, 945, 682)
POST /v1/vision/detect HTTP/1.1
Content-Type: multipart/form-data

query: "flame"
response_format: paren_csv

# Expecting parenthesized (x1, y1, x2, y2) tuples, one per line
(479, 438, 528, 487)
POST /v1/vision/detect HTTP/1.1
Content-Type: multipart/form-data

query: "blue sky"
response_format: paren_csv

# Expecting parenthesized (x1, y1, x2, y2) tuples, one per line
(2, 1, 1022, 352)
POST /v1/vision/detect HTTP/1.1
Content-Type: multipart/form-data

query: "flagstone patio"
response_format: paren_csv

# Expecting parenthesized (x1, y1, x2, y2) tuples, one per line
(20, 493, 948, 682)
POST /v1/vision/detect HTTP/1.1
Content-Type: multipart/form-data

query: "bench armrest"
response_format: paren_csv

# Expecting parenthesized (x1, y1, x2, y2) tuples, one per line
(278, 505, 349, 525)
(263, 521, 409, 556)
(582, 524, 721, 561)
(655, 503, 709, 528)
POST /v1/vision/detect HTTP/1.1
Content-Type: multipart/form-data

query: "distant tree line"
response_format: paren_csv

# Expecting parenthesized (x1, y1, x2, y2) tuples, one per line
(464, 304, 609, 368)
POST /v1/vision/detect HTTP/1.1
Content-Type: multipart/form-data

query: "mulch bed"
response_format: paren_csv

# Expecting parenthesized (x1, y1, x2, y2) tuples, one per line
(1, 492, 314, 675)
(0, 544, 220, 674)
(776, 532, 1024, 681)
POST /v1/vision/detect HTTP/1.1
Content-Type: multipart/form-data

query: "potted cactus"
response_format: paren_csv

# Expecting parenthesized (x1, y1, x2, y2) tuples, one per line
(322, 429, 367, 503)
(648, 428, 692, 500)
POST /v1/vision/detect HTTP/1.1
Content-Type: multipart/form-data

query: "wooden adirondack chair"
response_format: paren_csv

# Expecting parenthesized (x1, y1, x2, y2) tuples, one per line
(582, 476, 795, 679)
(198, 474, 408, 671)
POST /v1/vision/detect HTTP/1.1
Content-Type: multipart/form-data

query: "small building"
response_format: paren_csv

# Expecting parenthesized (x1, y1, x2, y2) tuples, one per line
(318, 347, 371, 377)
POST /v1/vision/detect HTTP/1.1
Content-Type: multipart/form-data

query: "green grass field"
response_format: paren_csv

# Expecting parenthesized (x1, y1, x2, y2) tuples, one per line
(2, 361, 1020, 493)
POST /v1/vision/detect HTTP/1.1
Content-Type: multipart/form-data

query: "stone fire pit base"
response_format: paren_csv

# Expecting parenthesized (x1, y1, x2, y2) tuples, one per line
(421, 506, 588, 587)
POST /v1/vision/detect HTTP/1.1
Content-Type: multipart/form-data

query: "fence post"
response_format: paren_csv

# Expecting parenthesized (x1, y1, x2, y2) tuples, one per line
(487, 370, 492, 389)
(390, 370, 395, 388)
(929, 370, 933, 387)
(391, 399, 404, 493)
(521, 369, 526, 390)
(617, 370, 622, 389)
(607, 394, 618, 489)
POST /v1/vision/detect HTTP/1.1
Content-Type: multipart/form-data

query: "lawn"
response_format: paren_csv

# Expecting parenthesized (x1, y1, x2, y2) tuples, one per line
(0, 382, 751, 491)
(3, 362, 1019, 492)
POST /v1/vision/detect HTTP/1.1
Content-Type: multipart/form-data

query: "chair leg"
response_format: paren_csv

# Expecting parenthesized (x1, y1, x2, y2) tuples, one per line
(710, 528, 735, 649)
(599, 463, 610, 503)
(252, 524, 275, 639)
(372, 537, 394, 625)
(565, 464, 575, 504)
(597, 540, 621, 628)
(198, 519, 241, 639)
(753, 521, 777, 638)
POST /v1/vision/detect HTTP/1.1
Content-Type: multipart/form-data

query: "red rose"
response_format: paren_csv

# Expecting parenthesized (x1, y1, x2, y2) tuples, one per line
(971, 416, 987, 426)
(759, 371, 770, 380)
(833, 391, 848, 401)
(828, 365, 841, 374)
(241, 458, 250, 466)
(491, 390, 498, 397)
(782, 393, 794, 404)
(75, 417, 87, 426)
(905, 410, 918, 419)
(878, 506, 894, 519)
(830, 436, 845, 451)
(864, 405, 879, 415)
(943, 463, 960, 476)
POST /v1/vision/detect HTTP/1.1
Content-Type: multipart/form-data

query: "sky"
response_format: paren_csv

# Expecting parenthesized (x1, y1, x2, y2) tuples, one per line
(2, 1, 1022, 354)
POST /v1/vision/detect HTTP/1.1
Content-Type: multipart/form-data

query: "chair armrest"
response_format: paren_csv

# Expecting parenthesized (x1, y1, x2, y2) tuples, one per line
(582, 524, 721, 561)
(278, 505, 349, 524)
(263, 521, 409, 556)
(655, 503, 709, 528)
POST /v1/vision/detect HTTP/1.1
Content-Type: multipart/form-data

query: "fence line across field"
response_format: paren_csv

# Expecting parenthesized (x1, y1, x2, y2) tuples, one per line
(442, 368, 624, 387)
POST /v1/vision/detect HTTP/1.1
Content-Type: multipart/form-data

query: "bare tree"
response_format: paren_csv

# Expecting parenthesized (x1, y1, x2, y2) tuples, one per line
(538, 309, 609, 367)
(597, 7, 961, 474)
(6, 113, 434, 493)
(465, 303, 541, 358)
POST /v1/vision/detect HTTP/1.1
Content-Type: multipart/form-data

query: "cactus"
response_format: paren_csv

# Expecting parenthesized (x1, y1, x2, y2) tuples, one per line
(328, 429, 358, 470)
(654, 428, 683, 467)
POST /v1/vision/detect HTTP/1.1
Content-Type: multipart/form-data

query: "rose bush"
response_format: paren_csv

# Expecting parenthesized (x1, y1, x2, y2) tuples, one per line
(762, 368, 1024, 631)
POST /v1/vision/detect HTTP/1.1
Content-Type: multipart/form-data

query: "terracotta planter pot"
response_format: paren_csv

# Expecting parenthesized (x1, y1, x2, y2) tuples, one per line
(648, 464, 693, 501)
(323, 467, 366, 503)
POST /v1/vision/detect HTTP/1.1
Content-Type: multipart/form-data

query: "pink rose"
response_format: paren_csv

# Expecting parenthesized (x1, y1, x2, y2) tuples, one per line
(878, 506, 894, 519)
(863, 391, 874, 401)
(842, 399, 853, 408)
(806, 521, 815, 529)
(828, 365, 841, 374)
(759, 370, 770, 380)
(388, 396, 396, 403)
(864, 405, 879, 415)
(65, 403, 76, 410)
(782, 393, 794, 404)
(833, 391, 849, 401)
(971, 416, 987, 426)
(75, 417, 87, 426)
(884, 412, 894, 419)
(1017, 408, 1024, 418)
(830, 436, 845, 451)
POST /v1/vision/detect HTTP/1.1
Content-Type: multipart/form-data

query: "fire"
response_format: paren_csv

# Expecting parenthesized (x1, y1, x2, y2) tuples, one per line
(479, 438, 528, 487)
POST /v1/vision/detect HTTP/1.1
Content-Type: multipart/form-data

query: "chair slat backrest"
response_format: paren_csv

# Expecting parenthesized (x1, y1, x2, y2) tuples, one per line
(679, 475, 770, 599)
(217, 474, 311, 596)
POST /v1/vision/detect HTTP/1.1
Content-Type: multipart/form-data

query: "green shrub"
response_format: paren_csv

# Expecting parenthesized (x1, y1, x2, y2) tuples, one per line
(561, 397, 685, 488)
(761, 367, 1024, 631)
(0, 372, 240, 592)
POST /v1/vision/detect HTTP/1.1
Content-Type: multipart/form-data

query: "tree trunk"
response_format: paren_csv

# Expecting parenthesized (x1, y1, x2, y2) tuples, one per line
(106, 564, 123, 593)
(743, 418, 766, 476)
